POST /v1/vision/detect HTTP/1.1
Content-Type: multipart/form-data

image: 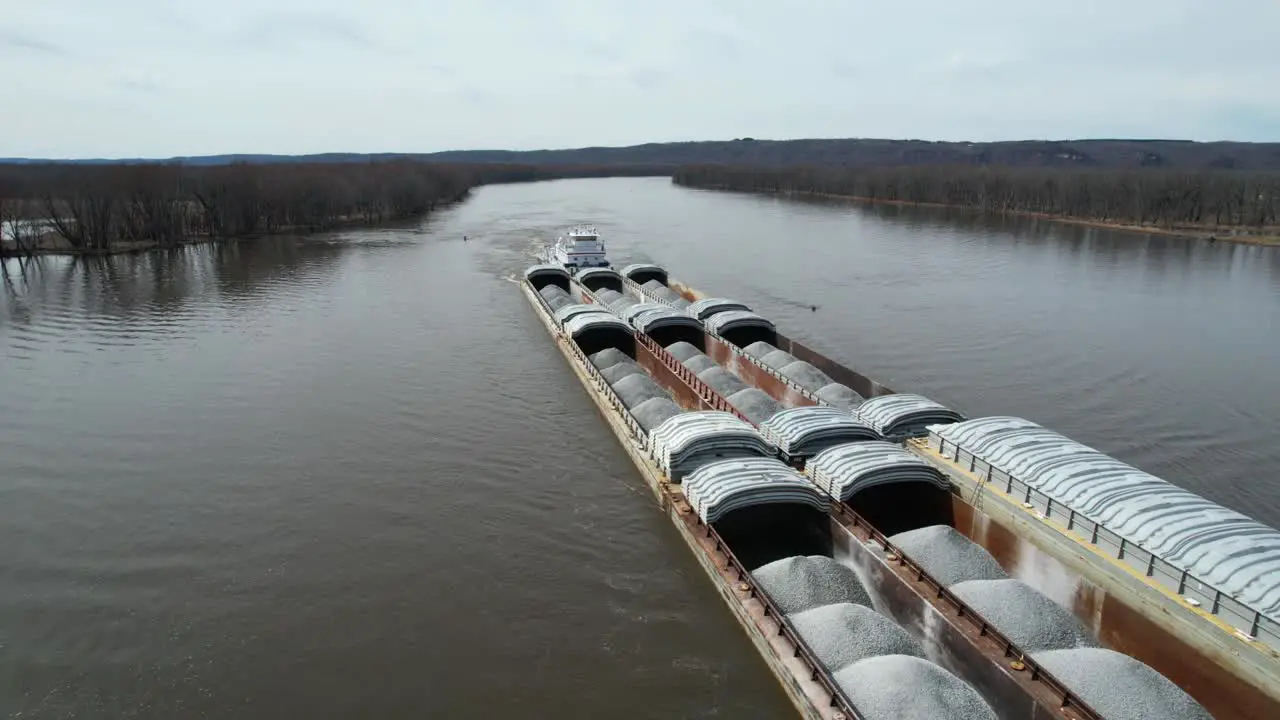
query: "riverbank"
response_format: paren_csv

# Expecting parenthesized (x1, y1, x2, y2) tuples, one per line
(0, 209, 452, 259)
(672, 164, 1280, 248)
(786, 191, 1280, 246)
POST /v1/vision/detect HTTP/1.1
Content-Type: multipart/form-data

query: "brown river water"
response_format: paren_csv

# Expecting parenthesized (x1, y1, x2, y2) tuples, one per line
(2, 177, 1278, 718)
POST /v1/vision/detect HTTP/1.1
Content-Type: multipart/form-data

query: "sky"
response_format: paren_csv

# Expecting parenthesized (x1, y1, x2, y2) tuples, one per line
(2, 0, 1277, 159)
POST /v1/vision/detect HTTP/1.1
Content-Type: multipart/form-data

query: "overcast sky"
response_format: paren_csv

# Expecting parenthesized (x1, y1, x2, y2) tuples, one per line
(2, 0, 1276, 159)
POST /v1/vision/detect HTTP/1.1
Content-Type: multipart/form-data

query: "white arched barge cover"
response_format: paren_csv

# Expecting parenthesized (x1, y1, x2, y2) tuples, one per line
(759, 406, 882, 457)
(854, 393, 964, 438)
(561, 311, 633, 339)
(552, 303, 601, 326)
(685, 297, 751, 321)
(684, 457, 830, 524)
(933, 416, 1280, 621)
(576, 266, 623, 285)
(523, 263, 570, 283)
(631, 307, 705, 334)
(806, 441, 949, 501)
(620, 302, 668, 324)
(619, 263, 668, 283)
(649, 411, 775, 481)
(704, 310, 776, 336)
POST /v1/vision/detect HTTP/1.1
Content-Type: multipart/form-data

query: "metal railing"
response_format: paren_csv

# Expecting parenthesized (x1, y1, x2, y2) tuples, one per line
(928, 433, 1279, 652)
(526, 279, 648, 445)
(694, 515, 863, 720)
(622, 277, 827, 406)
(832, 503, 1104, 720)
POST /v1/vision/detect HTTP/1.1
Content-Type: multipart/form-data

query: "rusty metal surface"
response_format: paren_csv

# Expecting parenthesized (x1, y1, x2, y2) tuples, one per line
(705, 333, 818, 408)
(772, 331, 896, 400)
(830, 505, 1102, 720)
(950, 498, 1280, 720)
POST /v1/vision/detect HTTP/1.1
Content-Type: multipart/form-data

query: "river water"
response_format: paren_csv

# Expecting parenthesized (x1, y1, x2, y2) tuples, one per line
(2, 177, 1278, 718)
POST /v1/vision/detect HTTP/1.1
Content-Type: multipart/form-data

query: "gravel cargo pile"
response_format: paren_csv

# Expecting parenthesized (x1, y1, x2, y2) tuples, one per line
(589, 348, 632, 371)
(612, 373, 670, 408)
(682, 355, 717, 374)
(817, 382, 865, 409)
(950, 579, 1099, 653)
(834, 655, 997, 720)
(665, 341, 701, 362)
(596, 288, 624, 304)
(761, 349, 798, 370)
(789, 602, 924, 672)
(631, 397, 683, 432)
(1032, 648, 1213, 720)
(888, 525, 1008, 587)
(642, 279, 684, 304)
(779, 360, 834, 393)
(742, 340, 777, 359)
(751, 555, 872, 614)
(727, 387, 782, 425)
(601, 361, 643, 385)
(698, 366, 750, 397)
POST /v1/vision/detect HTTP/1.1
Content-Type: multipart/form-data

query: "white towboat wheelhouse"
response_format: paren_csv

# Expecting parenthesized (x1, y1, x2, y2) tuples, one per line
(551, 226, 610, 273)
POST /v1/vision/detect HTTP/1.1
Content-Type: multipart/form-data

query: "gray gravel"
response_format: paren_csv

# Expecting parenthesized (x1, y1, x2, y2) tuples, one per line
(612, 373, 670, 409)
(779, 360, 834, 392)
(817, 382, 865, 410)
(742, 340, 777, 359)
(590, 348, 632, 371)
(950, 579, 1099, 653)
(887, 525, 1009, 587)
(544, 294, 572, 312)
(596, 289, 623, 304)
(727, 387, 782, 425)
(665, 341, 702, 362)
(751, 555, 872, 615)
(761, 349, 798, 370)
(834, 654, 997, 720)
(788, 602, 924, 672)
(682, 354, 717, 374)
(601, 361, 643, 385)
(1031, 647, 1213, 720)
(631, 397, 683, 432)
(698, 366, 750, 397)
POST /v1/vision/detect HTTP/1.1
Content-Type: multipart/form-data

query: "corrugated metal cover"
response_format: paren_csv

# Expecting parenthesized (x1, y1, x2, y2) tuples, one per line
(562, 311, 633, 338)
(759, 406, 882, 457)
(807, 441, 948, 501)
(552, 303, 601, 326)
(686, 297, 751, 321)
(621, 302, 668, 323)
(633, 307, 704, 334)
(934, 416, 1280, 619)
(684, 457, 829, 524)
(620, 263, 668, 282)
(704, 310, 776, 335)
(523, 264, 569, 282)
(855, 394, 964, 438)
(649, 411, 775, 481)
(577, 267, 622, 284)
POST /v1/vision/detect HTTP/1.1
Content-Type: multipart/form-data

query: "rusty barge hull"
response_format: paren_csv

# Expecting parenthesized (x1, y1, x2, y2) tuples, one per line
(530, 276, 1108, 720)
(661, 276, 1280, 720)
(519, 279, 850, 720)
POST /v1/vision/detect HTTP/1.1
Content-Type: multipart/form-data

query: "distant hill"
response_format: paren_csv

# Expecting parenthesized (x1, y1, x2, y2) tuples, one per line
(5, 138, 1280, 170)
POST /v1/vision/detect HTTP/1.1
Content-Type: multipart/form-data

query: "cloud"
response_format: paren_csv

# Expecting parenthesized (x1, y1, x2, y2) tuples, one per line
(0, 0, 1277, 157)
(0, 29, 69, 56)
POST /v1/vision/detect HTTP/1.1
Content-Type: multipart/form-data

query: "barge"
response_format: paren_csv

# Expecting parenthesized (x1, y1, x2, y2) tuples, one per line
(519, 230, 1277, 720)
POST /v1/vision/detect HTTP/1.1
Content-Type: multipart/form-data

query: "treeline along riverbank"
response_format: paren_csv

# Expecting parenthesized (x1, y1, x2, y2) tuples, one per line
(0, 161, 671, 257)
(672, 164, 1280, 243)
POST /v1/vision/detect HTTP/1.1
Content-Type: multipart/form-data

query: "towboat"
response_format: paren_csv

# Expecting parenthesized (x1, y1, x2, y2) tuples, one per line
(521, 255, 1275, 720)
(549, 225, 610, 273)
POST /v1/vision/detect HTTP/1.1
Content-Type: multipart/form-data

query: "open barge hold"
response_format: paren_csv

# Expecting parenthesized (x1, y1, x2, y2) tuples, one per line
(522, 256, 1274, 720)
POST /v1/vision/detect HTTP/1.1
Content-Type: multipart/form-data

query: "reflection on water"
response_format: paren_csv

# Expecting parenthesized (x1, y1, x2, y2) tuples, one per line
(2, 177, 1279, 719)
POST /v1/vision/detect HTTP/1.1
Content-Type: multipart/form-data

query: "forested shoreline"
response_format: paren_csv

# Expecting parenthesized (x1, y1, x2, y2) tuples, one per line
(0, 161, 670, 257)
(672, 164, 1280, 242)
